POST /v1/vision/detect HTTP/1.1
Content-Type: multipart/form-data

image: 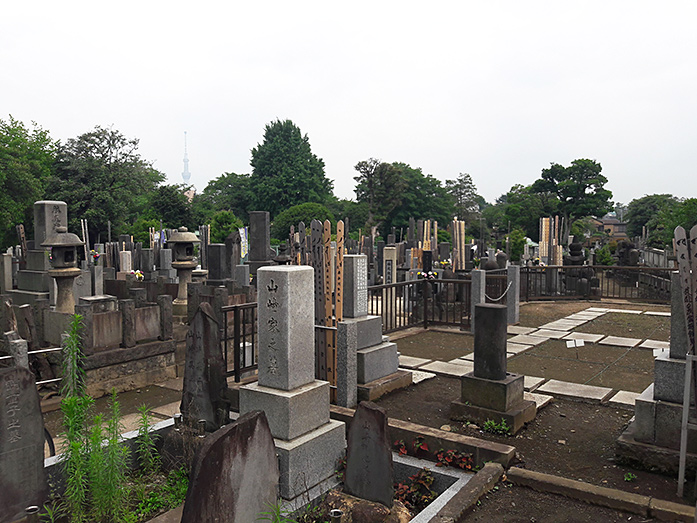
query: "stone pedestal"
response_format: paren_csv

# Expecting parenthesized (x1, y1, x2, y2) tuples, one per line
(172, 260, 196, 316)
(239, 266, 345, 500)
(48, 267, 81, 313)
(451, 303, 535, 434)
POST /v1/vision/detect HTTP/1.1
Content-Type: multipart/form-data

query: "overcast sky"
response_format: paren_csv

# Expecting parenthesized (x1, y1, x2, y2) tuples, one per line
(2, 2, 696, 207)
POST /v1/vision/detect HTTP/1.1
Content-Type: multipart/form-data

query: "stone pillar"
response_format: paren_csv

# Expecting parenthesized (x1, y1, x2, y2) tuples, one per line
(129, 287, 147, 308)
(207, 244, 227, 281)
(0, 253, 12, 293)
(248, 211, 271, 276)
(470, 269, 486, 334)
(120, 299, 136, 348)
(670, 271, 687, 359)
(75, 302, 94, 353)
(119, 251, 132, 273)
(157, 294, 173, 340)
(473, 304, 507, 380)
(343, 255, 368, 319)
(507, 265, 520, 325)
(187, 281, 203, 325)
(239, 266, 346, 500)
(336, 321, 358, 408)
(33, 201, 67, 246)
(383, 247, 397, 284)
(4, 331, 29, 369)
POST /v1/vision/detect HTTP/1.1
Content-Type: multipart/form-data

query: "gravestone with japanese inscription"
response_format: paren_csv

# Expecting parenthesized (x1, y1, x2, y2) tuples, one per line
(344, 401, 394, 507)
(0, 367, 47, 522)
(180, 302, 228, 432)
(239, 265, 346, 500)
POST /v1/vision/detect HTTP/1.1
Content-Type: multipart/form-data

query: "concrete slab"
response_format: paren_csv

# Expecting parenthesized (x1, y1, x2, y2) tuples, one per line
(608, 390, 640, 410)
(399, 355, 432, 369)
(644, 311, 671, 317)
(599, 336, 642, 348)
(606, 309, 643, 314)
(530, 329, 568, 339)
(460, 353, 475, 361)
(539, 320, 586, 330)
(151, 401, 180, 420)
(524, 376, 546, 392)
(508, 334, 548, 346)
(448, 358, 474, 367)
(653, 348, 670, 358)
(507, 325, 537, 335)
(565, 312, 605, 320)
(563, 332, 605, 343)
(507, 342, 532, 354)
(159, 377, 183, 391)
(585, 307, 610, 313)
(639, 339, 670, 350)
(421, 361, 472, 377)
(400, 368, 435, 384)
(524, 391, 553, 410)
(536, 379, 614, 403)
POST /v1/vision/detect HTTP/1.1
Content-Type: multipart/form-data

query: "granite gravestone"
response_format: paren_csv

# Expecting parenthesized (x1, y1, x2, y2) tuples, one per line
(180, 303, 227, 431)
(0, 367, 47, 522)
(344, 401, 394, 507)
(181, 410, 278, 523)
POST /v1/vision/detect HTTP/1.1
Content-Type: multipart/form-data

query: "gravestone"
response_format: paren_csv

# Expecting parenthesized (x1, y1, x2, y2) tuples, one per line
(181, 410, 278, 523)
(248, 211, 272, 275)
(438, 242, 450, 262)
(180, 302, 227, 431)
(344, 401, 394, 507)
(239, 266, 346, 500)
(224, 230, 242, 276)
(0, 367, 47, 521)
(207, 244, 227, 282)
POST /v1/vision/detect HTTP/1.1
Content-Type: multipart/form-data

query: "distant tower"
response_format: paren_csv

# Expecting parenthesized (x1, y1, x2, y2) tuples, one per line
(182, 131, 191, 183)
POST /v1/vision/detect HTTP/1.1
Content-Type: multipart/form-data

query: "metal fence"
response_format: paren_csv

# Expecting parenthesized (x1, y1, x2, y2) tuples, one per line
(520, 265, 673, 303)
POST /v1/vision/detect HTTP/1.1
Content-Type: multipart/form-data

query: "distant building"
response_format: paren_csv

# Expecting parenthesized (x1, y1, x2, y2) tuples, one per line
(589, 214, 628, 241)
(182, 131, 191, 184)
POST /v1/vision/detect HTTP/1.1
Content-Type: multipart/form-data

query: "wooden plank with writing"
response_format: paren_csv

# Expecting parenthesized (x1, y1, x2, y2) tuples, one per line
(675, 226, 695, 355)
(311, 220, 326, 378)
(323, 220, 334, 388)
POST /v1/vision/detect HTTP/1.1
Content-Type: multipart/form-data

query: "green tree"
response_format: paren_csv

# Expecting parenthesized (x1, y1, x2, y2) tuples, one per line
(147, 184, 194, 229)
(48, 126, 164, 244)
(210, 210, 243, 243)
(646, 198, 697, 248)
(0, 116, 56, 247)
(625, 194, 677, 239)
(353, 158, 407, 232)
(192, 171, 252, 224)
(125, 217, 160, 245)
(445, 172, 481, 223)
(271, 202, 335, 241)
(324, 197, 369, 235)
(507, 227, 526, 261)
(531, 159, 612, 241)
(250, 120, 333, 218)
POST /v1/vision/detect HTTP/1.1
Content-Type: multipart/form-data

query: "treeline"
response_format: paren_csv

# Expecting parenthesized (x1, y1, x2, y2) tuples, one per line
(1, 115, 693, 253)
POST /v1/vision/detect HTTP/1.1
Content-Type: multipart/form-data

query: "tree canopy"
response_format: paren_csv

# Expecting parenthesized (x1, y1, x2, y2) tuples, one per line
(0, 116, 56, 247)
(250, 120, 333, 218)
(270, 202, 335, 241)
(47, 126, 164, 243)
(445, 173, 481, 224)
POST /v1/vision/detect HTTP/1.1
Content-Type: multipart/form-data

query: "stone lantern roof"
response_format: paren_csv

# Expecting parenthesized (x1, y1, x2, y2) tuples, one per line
(40, 226, 84, 248)
(167, 227, 199, 245)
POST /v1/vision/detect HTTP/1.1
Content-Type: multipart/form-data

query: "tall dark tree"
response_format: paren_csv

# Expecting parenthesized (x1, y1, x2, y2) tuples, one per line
(250, 120, 332, 218)
(353, 158, 406, 233)
(192, 171, 252, 224)
(531, 159, 612, 241)
(445, 172, 481, 223)
(625, 194, 677, 239)
(47, 126, 164, 244)
(0, 116, 56, 247)
(148, 184, 194, 229)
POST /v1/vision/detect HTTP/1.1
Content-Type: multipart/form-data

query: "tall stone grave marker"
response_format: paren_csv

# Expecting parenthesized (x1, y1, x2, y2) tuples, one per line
(0, 367, 47, 521)
(248, 211, 272, 276)
(181, 410, 278, 523)
(344, 401, 394, 507)
(180, 303, 227, 431)
(239, 266, 346, 500)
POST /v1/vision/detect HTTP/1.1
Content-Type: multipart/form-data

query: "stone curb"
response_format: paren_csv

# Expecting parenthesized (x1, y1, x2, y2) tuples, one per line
(430, 462, 504, 522)
(507, 467, 696, 522)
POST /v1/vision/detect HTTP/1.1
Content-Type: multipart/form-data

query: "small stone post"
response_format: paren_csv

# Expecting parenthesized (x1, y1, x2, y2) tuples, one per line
(507, 265, 520, 325)
(470, 269, 486, 334)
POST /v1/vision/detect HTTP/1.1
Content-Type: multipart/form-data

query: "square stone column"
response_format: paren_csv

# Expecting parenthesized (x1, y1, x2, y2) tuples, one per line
(507, 265, 520, 325)
(470, 269, 486, 334)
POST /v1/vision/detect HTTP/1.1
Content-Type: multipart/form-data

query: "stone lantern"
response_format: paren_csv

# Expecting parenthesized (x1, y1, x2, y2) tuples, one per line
(41, 226, 84, 313)
(168, 227, 200, 316)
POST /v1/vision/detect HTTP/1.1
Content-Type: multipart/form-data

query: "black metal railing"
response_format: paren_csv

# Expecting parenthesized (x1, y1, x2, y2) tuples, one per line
(222, 302, 258, 382)
(520, 265, 673, 303)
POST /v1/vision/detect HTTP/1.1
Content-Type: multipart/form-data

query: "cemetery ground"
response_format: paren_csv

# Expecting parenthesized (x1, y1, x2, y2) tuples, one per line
(38, 300, 687, 521)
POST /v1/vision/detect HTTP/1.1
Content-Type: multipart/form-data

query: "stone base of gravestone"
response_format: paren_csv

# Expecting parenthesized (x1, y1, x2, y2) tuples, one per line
(181, 411, 279, 523)
(357, 370, 412, 403)
(450, 392, 536, 435)
(323, 490, 411, 521)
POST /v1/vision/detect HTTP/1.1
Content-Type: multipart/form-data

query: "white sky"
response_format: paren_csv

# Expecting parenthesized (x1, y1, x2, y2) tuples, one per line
(2, 1, 696, 206)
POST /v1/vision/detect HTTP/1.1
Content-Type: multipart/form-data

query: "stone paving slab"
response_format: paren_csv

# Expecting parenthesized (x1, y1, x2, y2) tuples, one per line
(530, 329, 568, 339)
(399, 355, 432, 369)
(536, 379, 614, 403)
(507, 325, 537, 335)
(606, 308, 643, 314)
(643, 311, 671, 317)
(565, 312, 605, 320)
(400, 368, 436, 384)
(460, 353, 475, 361)
(421, 361, 472, 377)
(639, 339, 670, 350)
(151, 401, 181, 420)
(599, 336, 642, 348)
(508, 334, 548, 346)
(524, 391, 553, 410)
(524, 376, 546, 392)
(653, 348, 670, 358)
(563, 332, 605, 343)
(585, 307, 610, 313)
(608, 390, 640, 409)
(507, 342, 532, 354)
(539, 319, 586, 330)
(448, 358, 474, 367)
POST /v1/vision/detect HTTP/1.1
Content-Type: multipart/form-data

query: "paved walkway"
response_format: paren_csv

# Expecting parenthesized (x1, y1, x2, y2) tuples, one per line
(396, 306, 671, 410)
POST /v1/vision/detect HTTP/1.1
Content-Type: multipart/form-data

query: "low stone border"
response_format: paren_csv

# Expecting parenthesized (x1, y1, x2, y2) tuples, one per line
(430, 462, 504, 522)
(507, 467, 695, 522)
